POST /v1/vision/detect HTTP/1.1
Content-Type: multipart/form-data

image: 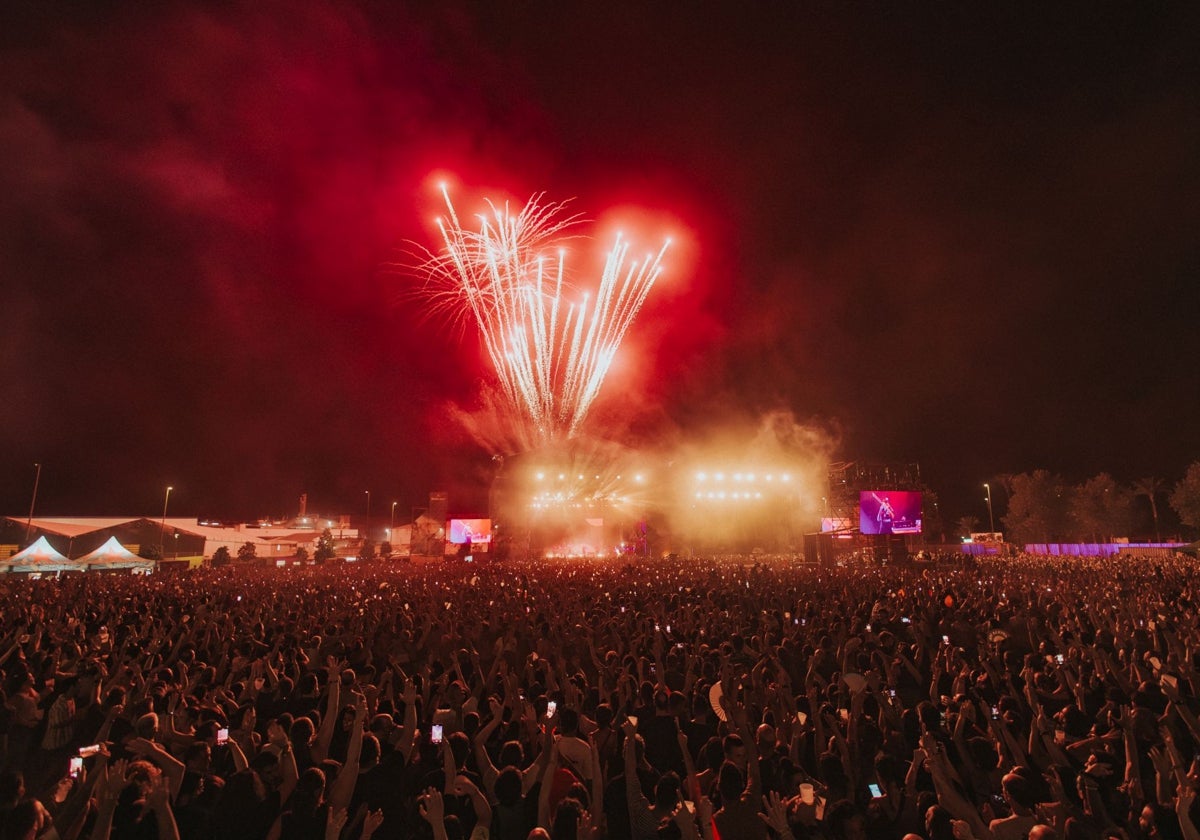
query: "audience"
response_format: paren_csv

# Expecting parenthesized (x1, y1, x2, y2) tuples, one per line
(0, 550, 1197, 840)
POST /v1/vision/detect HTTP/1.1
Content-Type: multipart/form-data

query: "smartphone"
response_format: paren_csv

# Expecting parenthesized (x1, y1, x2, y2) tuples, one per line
(546, 701, 557, 718)
(902, 617, 911, 624)
(868, 783, 883, 799)
(79, 744, 102, 757)
(1055, 654, 1064, 664)
(1054, 729, 1065, 745)
(839, 708, 850, 722)
(69, 756, 83, 780)
(216, 728, 229, 745)
(796, 711, 808, 725)
(628, 715, 638, 728)
(888, 688, 896, 699)
(942, 635, 950, 645)
(991, 706, 1000, 720)
(431, 724, 444, 744)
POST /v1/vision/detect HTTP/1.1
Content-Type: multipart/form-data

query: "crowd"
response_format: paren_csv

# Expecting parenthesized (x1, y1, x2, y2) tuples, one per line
(1, 551, 1199, 840)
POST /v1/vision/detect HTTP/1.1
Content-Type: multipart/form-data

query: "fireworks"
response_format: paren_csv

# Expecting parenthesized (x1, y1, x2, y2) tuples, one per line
(421, 185, 670, 441)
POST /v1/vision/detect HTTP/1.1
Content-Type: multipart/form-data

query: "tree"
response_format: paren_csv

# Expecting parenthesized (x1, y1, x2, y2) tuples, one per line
(1068, 473, 1133, 542)
(379, 541, 393, 559)
(1170, 462, 1200, 532)
(314, 528, 337, 563)
(357, 539, 376, 562)
(295, 546, 309, 563)
(991, 473, 1016, 504)
(212, 546, 231, 566)
(237, 541, 257, 563)
(1133, 476, 1165, 541)
(1002, 470, 1071, 544)
(956, 515, 980, 539)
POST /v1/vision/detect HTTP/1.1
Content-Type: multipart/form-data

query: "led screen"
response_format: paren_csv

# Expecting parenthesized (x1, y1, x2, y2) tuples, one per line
(859, 491, 922, 535)
(449, 519, 493, 545)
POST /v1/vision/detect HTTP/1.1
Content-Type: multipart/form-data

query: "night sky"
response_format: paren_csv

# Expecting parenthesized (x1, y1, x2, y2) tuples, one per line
(2, 2, 1198, 528)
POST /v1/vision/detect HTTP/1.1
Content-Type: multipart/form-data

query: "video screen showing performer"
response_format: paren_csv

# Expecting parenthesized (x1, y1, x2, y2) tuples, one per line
(860, 491, 922, 534)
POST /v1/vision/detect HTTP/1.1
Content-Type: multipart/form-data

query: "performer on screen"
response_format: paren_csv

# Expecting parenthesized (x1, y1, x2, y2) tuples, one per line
(875, 494, 895, 534)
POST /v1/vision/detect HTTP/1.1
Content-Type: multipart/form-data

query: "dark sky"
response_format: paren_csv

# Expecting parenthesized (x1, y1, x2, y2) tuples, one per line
(2, 2, 1198, 527)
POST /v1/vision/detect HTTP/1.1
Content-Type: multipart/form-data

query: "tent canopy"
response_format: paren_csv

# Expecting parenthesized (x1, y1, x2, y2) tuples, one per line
(6, 536, 73, 573)
(76, 536, 152, 570)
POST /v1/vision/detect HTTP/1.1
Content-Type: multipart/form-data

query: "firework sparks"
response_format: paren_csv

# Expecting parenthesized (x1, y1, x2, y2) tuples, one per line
(421, 186, 670, 441)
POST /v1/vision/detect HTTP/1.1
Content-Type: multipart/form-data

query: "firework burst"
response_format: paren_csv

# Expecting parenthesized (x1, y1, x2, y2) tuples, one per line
(421, 185, 670, 442)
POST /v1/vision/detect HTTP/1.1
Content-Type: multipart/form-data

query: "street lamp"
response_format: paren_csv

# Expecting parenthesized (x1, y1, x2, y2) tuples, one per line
(364, 490, 371, 541)
(984, 483, 995, 533)
(160, 485, 173, 558)
(391, 501, 398, 532)
(24, 462, 42, 546)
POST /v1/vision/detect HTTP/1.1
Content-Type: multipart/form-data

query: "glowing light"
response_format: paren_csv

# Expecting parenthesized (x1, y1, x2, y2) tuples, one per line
(421, 187, 670, 440)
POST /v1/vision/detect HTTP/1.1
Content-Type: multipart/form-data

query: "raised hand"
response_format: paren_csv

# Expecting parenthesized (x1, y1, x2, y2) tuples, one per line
(757, 790, 789, 834)
(361, 808, 384, 838)
(325, 807, 348, 840)
(418, 787, 445, 825)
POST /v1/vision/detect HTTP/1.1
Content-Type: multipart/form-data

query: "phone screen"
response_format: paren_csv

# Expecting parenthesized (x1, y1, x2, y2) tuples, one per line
(546, 701, 557, 717)
(216, 728, 229, 745)
(431, 724, 444, 744)
(69, 756, 83, 779)
(868, 783, 883, 798)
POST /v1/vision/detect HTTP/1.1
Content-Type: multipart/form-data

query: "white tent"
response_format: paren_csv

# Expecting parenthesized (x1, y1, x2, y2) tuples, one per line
(76, 536, 153, 572)
(5, 536, 74, 574)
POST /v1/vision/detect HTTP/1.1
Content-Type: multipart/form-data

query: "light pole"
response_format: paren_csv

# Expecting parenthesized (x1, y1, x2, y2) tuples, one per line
(984, 483, 995, 533)
(390, 501, 397, 533)
(24, 462, 42, 546)
(160, 486, 173, 558)
(364, 490, 371, 540)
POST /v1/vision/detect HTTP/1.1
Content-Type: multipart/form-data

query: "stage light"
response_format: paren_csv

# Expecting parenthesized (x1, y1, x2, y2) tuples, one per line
(696, 472, 706, 481)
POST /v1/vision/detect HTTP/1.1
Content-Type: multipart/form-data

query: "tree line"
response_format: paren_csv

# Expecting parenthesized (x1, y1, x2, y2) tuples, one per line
(956, 462, 1200, 544)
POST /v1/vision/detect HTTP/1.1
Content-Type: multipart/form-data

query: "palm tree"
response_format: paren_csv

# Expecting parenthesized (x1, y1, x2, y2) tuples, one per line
(1133, 477, 1164, 542)
(956, 515, 980, 540)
